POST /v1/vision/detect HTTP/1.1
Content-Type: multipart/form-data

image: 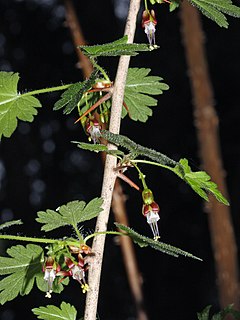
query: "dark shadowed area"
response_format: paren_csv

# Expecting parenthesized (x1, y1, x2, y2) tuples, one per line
(0, 0, 240, 319)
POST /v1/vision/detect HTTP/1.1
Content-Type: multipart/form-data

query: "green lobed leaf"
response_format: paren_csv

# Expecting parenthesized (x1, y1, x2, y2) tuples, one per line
(174, 159, 230, 205)
(32, 301, 77, 320)
(115, 223, 202, 261)
(78, 36, 158, 57)
(0, 244, 44, 304)
(123, 68, 169, 122)
(0, 72, 41, 139)
(188, 0, 240, 28)
(53, 69, 98, 114)
(36, 198, 103, 232)
(0, 219, 23, 231)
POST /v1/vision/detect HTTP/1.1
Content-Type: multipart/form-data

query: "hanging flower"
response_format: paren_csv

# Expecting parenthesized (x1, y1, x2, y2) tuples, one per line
(43, 256, 60, 298)
(142, 9, 157, 46)
(58, 255, 89, 293)
(142, 188, 160, 240)
(85, 117, 101, 144)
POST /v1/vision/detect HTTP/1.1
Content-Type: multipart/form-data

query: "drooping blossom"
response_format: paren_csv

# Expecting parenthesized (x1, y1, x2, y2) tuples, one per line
(142, 188, 160, 240)
(58, 255, 89, 293)
(142, 9, 157, 46)
(85, 118, 101, 144)
(43, 256, 60, 298)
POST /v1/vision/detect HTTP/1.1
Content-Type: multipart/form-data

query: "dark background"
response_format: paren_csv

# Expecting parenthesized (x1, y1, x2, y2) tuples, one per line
(0, 0, 240, 319)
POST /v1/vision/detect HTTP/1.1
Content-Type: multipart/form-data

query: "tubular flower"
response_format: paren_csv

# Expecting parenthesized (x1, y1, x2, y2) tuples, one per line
(85, 117, 101, 144)
(43, 256, 60, 298)
(142, 189, 160, 240)
(142, 9, 157, 46)
(60, 255, 89, 293)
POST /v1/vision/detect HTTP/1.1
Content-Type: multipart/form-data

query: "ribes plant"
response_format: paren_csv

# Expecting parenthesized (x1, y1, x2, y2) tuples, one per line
(0, 0, 239, 319)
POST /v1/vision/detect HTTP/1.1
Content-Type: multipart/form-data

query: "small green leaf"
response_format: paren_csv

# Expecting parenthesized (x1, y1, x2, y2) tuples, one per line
(32, 301, 77, 320)
(123, 68, 169, 122)
(0, 72, 41, 139)
(0, 244, 44, 304)
(115, 223, 202, 260)
(36, 198, 103, 232)
(0, 219, 23, 231)
(79, 36, 158, 57)
(174, 159, 230, 205)
(53, 70, 98, 114)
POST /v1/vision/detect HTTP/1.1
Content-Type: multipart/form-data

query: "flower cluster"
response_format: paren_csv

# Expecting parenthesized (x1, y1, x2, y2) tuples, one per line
(43, 244, 92, 298)
(142, 188, 160, 240)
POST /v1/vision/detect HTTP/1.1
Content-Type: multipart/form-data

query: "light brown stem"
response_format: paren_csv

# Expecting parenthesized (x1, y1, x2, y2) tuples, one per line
(180, 0, 239, 309)
(64, 1, 148, 318)
(83, 1, 141, 319)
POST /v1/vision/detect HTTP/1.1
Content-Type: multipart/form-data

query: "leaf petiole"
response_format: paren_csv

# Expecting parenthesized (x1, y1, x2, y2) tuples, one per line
(0, 234, 82, 248)
(21, 84, 72, 98)
(84, 231, 127, 243)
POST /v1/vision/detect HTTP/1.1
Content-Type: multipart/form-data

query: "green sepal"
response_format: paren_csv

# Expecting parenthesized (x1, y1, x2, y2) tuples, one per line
(115, 223, 202, 261)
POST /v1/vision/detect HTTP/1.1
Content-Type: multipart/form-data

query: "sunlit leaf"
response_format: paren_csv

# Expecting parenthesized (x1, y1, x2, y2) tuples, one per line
(0, 72, 41, 139)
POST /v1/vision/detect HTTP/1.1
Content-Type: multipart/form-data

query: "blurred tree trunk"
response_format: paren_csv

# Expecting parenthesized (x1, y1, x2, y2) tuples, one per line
(180, 0, 239, 309)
